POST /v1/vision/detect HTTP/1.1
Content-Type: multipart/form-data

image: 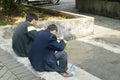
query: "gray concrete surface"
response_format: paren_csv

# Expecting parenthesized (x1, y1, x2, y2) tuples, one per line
(43, 0, 120, 80)
(0, 26, 102, 80)
(0, 0, 120, 80)
(67, 38, 120, 80)
(0, 48, 44, 80)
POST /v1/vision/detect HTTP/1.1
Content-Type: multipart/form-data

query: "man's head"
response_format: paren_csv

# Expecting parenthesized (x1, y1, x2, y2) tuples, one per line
(26, 13, 38, 25)
(47, 24, 58, 35)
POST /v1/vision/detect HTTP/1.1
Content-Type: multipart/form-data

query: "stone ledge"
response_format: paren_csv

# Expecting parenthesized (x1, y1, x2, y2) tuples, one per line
(0, 4, 94, 41)
(25, 5, 94, 41)
(0, 36, 102, 80)
(0, 48, 43, 80)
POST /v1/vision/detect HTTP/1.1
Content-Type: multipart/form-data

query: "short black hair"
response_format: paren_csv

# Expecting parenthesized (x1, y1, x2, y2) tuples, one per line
(26, 13, 38, 22)
(47, 24, 58, 32)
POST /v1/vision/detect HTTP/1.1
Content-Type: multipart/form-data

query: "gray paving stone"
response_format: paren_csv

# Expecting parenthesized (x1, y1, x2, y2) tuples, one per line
(11, 66, 27, 74)
(0, 53, 6, 56)
(0, 55, 12, 61)
(0, 48, 45, 80)
(17, 71, 36, 78)
(8, 75, 19, 80)
(0, 71, 12, 80)
(10, 66, 37, 79)
(0, 53, 9, 58)
(0, 63, 4, 70)
(2, 58, 17, 65)
(8, 63, 24, 70)
(19, 75, 36, 80)
(32, 78, 41, 80)
(32, 77, 46, 80)
(0, 66, 8, 78)
(3, 60, 23, 70)
(10, 68, 28, 75)
(2, 58, 15, 63)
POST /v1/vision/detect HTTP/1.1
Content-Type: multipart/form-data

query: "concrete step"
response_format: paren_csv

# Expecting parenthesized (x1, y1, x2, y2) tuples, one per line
(10, 55, 102, 80)
(0, 48, 43, 80)
(0, 38, 102, 80)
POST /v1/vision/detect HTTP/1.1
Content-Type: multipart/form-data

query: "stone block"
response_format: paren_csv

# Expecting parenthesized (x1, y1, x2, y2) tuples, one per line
(0, 7, 94, 41)
(8, 75, 19, 80)
(76, 0, 120, 19)
(36, 11, 94, 41)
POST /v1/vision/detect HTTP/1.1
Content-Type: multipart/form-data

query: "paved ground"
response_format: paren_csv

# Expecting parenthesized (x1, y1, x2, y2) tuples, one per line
(0, 30, 101, 80)
(0, 48, 44, 80)
(43, 0, 120, 80)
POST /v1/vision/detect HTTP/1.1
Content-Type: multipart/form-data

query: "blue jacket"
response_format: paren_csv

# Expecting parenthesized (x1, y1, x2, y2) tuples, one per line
(28, 29, 66, 72)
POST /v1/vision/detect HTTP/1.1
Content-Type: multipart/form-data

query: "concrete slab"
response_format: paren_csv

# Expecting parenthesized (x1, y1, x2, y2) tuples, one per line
(0, 26, 102, 80)
(66, 39, 120, 80)
(0, 35, 102, 80)
(0, 48, 44, 80)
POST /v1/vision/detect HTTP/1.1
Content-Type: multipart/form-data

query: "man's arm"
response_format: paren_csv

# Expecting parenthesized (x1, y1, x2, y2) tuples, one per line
(27, 26, 37, 40)
(48, 35, 66, 51)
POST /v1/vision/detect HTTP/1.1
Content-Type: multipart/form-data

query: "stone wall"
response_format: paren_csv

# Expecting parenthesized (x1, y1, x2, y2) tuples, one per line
(1, 15, 94, 41)
(0, 16, 94, 41)
(76, 0, 120, 19)
(37, 16, 94, 41)
(0, 7, 94, 41)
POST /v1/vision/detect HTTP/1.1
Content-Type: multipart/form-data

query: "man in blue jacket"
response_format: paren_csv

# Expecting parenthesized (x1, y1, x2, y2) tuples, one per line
(29, 24, 70, 77)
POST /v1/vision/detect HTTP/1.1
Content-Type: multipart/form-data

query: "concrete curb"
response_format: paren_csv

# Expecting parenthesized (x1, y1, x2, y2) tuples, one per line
(0, 37, 102, 80)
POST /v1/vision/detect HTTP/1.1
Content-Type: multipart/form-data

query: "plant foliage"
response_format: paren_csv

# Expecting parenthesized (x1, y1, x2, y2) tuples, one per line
(0, 0, 23, 15)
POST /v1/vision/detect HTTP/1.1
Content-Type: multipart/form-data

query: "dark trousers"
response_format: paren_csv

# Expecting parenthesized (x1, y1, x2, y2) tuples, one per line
(55, 50, 68, 73)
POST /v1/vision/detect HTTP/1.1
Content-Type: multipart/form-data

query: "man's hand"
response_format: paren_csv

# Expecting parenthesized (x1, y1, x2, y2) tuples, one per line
(57, 36, 64, 41)
(36, 27, 45, 31)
